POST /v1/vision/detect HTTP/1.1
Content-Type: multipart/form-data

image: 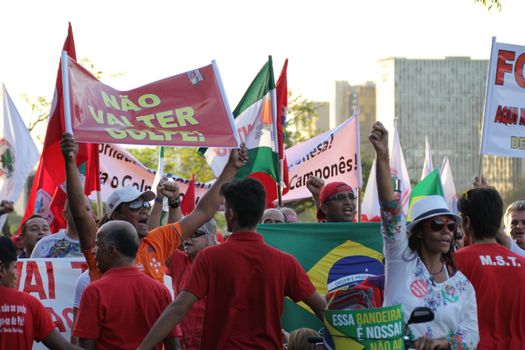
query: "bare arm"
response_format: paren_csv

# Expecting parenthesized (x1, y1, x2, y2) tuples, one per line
(306, 176, 324, 211)
(138, 291, 198, 350)
(178, 145, 247, 241)
(302, 291, 327, 321)
(369, 122, 393, 203)
(60, 133, 97, 251)
(42, 329, 82, 350)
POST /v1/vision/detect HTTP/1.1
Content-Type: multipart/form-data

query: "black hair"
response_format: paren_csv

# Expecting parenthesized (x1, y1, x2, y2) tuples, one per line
(457, 187, 503, 240)
(407, 221, 457, 273)
(21, 214, 46, 235)
(104, 222, 139, 259)
(0, 236, 17, 265)
(220, 178, 266, 228)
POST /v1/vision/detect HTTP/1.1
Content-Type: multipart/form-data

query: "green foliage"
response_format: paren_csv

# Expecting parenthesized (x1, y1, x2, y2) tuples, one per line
(284, 91, 321, 148)
(474, 0, 501, 11)
(127, 147, 214, 182)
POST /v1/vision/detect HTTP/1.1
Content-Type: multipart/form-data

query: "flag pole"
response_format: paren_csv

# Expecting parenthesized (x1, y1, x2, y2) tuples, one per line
(277, 159, 284, 207)
(61, 51, 72, 134)
(478, 36, 496, 180)
(62, 52, 103, 219)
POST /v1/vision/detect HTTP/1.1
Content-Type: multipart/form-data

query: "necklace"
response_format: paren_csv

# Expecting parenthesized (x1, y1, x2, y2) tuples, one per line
(430, 264, 444, 275)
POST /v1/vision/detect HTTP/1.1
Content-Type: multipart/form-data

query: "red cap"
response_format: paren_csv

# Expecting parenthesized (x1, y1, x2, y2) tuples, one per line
(316, 182, 354, 221)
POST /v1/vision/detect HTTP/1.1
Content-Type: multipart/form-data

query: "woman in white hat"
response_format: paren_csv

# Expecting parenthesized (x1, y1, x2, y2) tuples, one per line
(369, 122, 479, 350)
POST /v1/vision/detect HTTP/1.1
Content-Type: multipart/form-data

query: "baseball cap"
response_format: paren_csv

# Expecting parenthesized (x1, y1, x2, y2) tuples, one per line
(106, 186, 156, 217)
(317, 182, 354, 220)
(0, 236, 17, 265)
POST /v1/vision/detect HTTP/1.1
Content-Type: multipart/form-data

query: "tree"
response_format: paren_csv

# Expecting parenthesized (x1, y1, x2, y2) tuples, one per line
(474, 0, 501, 11)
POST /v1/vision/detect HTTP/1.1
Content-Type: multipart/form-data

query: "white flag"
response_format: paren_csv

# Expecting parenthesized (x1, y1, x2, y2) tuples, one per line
(362, 125, 412, 220)
(390, 126, 412, 215)
(361, 159, 380, 221)
(420, 135, 434, 181)
(0, 84, 40, 227)
(440, 156, 457, 212)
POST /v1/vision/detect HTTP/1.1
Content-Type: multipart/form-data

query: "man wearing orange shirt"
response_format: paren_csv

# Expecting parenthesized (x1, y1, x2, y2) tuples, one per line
(60, 132, 248, 283)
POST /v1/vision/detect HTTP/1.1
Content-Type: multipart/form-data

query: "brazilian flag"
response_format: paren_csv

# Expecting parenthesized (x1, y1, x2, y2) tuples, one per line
(258, 222, 384, 332)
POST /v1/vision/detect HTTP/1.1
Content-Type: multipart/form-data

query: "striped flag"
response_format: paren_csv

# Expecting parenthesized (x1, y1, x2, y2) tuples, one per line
(201, 57, 279, 207)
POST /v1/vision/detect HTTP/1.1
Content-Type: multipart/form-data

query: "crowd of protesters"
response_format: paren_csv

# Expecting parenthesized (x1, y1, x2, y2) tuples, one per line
(1, 127, 525, 349)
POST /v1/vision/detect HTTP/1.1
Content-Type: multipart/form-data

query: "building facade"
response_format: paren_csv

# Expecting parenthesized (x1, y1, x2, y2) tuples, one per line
(376, 56, 520, 193)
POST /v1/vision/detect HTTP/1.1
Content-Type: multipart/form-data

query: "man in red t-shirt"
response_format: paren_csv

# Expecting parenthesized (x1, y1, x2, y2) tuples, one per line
(139, 178, 327, 350)
(0, 237, 78, 350)
(73, 220, 177, 349)
(455, 186, 525, 349)
(60, 133, 248, 284)
(168, 219, 217, 350)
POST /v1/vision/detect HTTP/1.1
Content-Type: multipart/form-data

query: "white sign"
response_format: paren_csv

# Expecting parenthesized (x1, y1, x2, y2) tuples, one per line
(283, 116, 360, 202)
(96, 144, 211, 205)
(16, 258, 173, 349)
(481, 38, 525, 157)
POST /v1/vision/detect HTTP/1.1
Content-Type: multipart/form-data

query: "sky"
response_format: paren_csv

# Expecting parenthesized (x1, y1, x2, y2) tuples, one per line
(1, 0, 524, 128)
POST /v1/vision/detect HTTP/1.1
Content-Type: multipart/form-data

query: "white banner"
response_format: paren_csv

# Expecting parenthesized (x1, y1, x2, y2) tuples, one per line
(481, 39, 525, 157)
(16, 258, 173, 349)
(95, 144, 211, 205)
(282, 116, 360, 202)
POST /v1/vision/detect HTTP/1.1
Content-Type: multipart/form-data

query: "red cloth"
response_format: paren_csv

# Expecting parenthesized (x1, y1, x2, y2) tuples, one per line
(168, 250, 205, 350)
(0, 286, 55, 350)
(181, 174, 196, 216)
(20, 23, 99, 234)
(73, 266, 174, 350)
(455, 243, 525, 349)
(183, 231, 315, 350)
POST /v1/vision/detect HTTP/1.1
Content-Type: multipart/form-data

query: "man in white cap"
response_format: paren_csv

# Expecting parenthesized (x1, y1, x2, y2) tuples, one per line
(60, 133, 248, 283)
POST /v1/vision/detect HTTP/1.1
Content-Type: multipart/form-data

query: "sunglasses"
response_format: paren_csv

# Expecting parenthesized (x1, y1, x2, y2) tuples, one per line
(189, 230, 207, 239)
(126, 199, 151, 211)
(326, 192, 356, 203)
(425, 218, 457, 232)
(510, 220, 525, 227)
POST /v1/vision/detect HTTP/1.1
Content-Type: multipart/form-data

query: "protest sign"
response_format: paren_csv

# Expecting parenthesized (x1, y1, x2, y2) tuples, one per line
(95, 143, 211, 204)
(282, 116, 360, 202)
(15, 258, 173, 349)
(481, 39, 525, 157)
(66, 57, 240, 147)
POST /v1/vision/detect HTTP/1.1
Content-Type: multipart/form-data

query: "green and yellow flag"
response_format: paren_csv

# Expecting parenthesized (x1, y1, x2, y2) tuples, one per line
(407, 169, 444, 221)
(258, 222, 384, 332)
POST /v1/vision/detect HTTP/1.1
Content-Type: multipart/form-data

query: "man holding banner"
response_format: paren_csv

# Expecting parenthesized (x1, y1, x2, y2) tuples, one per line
(61, 132, 247, 283)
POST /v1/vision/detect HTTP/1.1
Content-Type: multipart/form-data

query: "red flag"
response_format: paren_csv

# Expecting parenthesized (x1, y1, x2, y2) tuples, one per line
(180, 174, 196, 216)
(275, 59, 290, 197)
(20, 23, 100, 233)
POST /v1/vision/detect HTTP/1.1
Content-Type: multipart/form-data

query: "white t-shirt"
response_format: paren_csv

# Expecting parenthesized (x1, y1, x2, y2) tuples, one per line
(73, 270, 91, 308)
(31, 229, 82, 258)
(381, 199, 479, 347)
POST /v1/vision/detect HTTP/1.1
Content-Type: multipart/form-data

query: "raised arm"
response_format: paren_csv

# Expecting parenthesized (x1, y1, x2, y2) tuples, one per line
(178, 145, 247, 241)
(59, 133, 97, 251)
(369, 122, 393, 203)
(306, 176, 324, 211)
(147, 177, 182, 230)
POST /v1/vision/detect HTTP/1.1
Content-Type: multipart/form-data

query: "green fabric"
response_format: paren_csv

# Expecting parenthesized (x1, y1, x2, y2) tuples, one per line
(408, 169, 444, 220)
(258, 222, 383, 332)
